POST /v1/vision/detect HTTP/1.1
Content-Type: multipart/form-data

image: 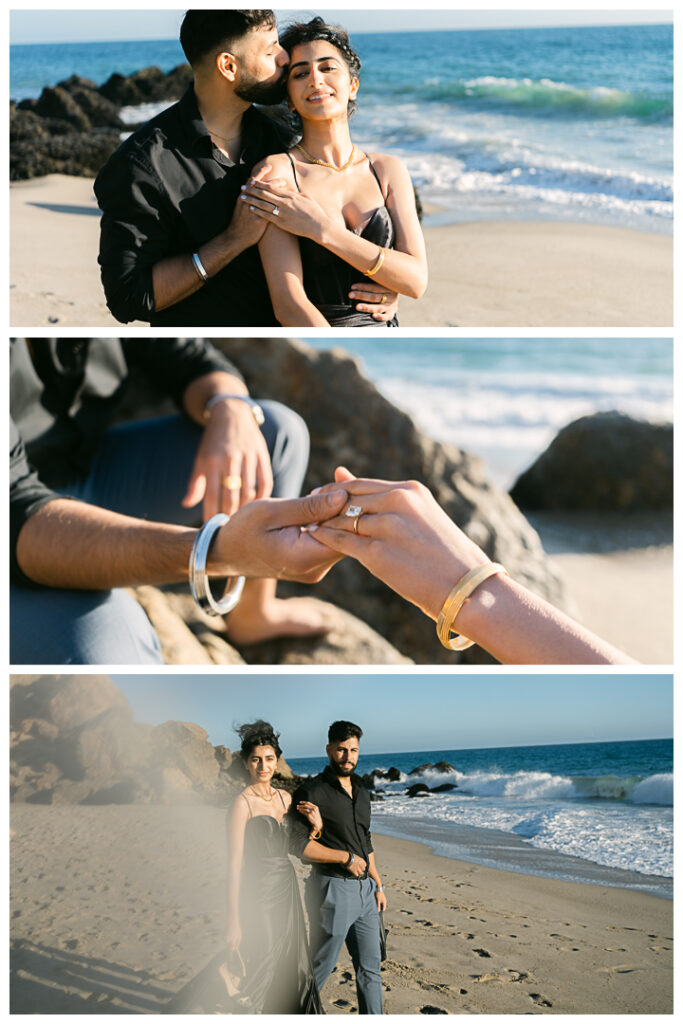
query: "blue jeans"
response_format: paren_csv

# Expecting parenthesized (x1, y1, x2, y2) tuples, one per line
(306, 874, 383, 1014)
(10, 403, 309, 665)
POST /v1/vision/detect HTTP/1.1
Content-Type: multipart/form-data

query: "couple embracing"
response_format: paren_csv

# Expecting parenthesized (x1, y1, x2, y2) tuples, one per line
(95, 9, 427, 328)
(171, 719, 384, 1014)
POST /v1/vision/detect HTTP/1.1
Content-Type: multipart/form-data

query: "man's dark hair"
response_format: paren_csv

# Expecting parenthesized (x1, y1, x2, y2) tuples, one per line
(328, 720, 363, 744)
(180, 9, 276, 66)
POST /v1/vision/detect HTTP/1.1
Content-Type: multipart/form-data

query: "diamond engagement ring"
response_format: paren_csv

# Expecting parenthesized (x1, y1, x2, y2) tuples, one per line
(272, 205, 280, 216)
(222, 475, 242, 490)
(345, 504, 363, 534)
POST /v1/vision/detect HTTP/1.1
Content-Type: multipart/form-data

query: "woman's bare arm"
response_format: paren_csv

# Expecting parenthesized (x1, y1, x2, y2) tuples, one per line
(225, 796, 249, 948)
(244, 154, 428, 300)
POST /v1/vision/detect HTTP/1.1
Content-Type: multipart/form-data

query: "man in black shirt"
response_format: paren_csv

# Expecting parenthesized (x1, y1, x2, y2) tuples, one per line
(10, 338, 348, 664)
(95, 9, 395, 327)
(290, 721, 385, 1013)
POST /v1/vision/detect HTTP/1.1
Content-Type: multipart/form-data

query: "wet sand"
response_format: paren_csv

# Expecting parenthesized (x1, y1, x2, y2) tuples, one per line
(10, 175, 673, 328)
(10, 804, 672, 1014)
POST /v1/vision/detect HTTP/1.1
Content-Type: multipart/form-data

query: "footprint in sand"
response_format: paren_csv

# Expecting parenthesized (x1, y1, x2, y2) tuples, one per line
(399, 910, 414, 915)
(473, 949, 491, 958)
(597, 964, 642, 974)
(471, 969, 527, 984)
(649, 945, 672, 952)
(529, 993, 553, 1007)
(603, 947, 627, 952)
(419, 1006, 448, 1014)
(333, 998, 351, 1008)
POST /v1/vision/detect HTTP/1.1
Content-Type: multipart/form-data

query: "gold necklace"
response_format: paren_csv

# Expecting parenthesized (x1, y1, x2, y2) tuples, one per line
(206, 126, 242, 143)
(249, 784, 275, 801)
(296, 142, 356, 172)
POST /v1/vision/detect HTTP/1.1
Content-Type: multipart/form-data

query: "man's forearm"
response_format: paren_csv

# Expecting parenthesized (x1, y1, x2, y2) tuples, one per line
(368, 851, 382, 887)
(182, 370, 249, 425)
(302, 842, 351, 866)
(15, 499, 196, 590)
(152, 228, 248, 312)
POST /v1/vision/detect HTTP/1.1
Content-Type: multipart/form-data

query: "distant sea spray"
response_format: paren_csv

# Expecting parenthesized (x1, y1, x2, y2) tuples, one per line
(10, 22, 672, 232)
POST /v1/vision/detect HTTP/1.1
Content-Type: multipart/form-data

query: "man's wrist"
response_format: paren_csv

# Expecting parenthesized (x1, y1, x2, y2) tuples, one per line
(203, 394, 264, 425)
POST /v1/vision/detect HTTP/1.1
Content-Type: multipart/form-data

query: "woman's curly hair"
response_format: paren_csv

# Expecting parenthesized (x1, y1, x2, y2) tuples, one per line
(280, 17, 361, 130)
(236, 720, 282, 760)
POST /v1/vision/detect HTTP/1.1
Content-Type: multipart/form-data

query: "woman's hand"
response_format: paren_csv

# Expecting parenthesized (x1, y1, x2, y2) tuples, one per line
(225, 918, 242, 951)
(309, 468, 489, 620)
(209, 488, 349, 582)
(183, 398, 273, 520)
(297, 800, 323, 833)
(240, 177, 331, 242)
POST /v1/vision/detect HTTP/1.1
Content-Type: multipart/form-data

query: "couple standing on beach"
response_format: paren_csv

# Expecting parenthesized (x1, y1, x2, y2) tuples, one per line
(171, 719, 385, 1014)
(94, 9, 428, 329)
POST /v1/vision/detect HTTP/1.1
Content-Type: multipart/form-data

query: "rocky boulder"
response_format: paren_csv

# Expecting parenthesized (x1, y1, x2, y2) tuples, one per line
(19, 86, 92, 132)
(10, 128, 122, 181)
(406, 783, 431, 798)
(10, 675, 300, 806)
(204, 340, 567, 664)
(510, 411, 673, 512)
(409, 763, 434, 776)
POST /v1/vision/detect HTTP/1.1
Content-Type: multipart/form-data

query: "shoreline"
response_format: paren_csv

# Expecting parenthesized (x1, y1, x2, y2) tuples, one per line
(10, 804, 672, 1014)
(10, 174, 673, 328)
(372, 818, 672, 900)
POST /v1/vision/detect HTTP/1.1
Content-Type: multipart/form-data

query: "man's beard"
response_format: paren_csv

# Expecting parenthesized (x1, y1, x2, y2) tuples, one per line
(331, 761, 356, 777)
(235, 69, 287, 106)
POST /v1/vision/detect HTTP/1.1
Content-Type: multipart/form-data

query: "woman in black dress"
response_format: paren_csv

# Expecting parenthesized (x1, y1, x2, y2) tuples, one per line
(168, 721, 323, 1013)
(242, 18, 428, 327)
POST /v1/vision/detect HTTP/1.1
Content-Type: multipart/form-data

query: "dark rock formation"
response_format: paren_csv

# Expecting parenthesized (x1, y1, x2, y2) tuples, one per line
(406, 783, 430, 797)
(10, 675, 298, 806)
(10, 63, 192, 181)
(510, 411, 673, 512)
(409, 763, 434, 776)
(386, 767, 403, 781)
(434, 761, 456, 774)
(431, 783, 458, 793)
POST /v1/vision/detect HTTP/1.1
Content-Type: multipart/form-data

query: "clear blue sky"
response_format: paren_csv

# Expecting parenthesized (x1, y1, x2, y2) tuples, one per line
(112, 674, 672, 758)
(10, 8, 673, 45)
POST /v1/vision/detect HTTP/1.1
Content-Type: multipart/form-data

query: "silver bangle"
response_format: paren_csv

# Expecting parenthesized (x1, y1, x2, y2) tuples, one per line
(189, 513, 245, 616)
(191, 251, 209, 283)
(203, 393, 265, 425)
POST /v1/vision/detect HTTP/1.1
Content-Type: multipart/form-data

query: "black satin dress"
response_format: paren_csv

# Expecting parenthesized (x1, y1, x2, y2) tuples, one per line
(288, 153, 399, 328)
(167, 810, 322, 1014)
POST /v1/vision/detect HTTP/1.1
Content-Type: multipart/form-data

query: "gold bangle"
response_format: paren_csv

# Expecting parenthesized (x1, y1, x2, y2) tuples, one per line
(364, 247, 385, 276)
(310, 829, 322, 840)
(436, 563, 508, 651)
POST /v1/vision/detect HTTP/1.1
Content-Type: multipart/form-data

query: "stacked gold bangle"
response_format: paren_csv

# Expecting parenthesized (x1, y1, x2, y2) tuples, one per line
(364, 246, 385, 276)
(436, 563, 508, 651)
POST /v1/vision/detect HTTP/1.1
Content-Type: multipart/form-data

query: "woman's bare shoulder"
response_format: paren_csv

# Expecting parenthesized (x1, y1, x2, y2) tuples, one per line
(366, 151, 407, 175)
(252, 151, 297, 178)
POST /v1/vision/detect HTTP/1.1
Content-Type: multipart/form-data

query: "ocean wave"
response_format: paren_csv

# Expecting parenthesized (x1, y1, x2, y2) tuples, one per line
(402, 75, 672, 122)
(377, 768, 672, 806)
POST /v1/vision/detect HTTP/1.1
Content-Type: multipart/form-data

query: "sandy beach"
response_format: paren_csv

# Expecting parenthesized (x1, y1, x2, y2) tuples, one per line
(9, 804, 672, 1015)
(9, 175, 673, 328)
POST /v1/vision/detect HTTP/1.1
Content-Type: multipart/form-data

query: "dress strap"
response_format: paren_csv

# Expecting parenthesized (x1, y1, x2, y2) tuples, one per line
(365, 154, 387, 204)
(240, 792, 253, 818)
(277, 789, 287, 811)
(286, 151, 302, 192)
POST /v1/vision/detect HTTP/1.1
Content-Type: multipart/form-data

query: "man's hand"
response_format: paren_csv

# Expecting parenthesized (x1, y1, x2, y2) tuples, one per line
(220, 164, 276, 252)
(348, 281, 399, 322)
(209, 489, 348, 582)
(346, 854, 367, 878)
(375, 885, 387, 912)
(297, 800, 323, 833)
(182, 398, 273, 521)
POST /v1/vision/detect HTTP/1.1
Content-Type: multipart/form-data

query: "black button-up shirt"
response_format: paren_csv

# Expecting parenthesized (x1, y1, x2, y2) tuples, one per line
(289, 765, 374, 877)
(94, 87, 294, 327)
(9, 338, 241, 586)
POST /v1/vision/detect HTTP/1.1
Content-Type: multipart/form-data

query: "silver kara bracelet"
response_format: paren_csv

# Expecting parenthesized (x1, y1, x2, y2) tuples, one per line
(203, 393, 265, 425)
(191, 251, 209, 283)
(189, 513, 245, 616)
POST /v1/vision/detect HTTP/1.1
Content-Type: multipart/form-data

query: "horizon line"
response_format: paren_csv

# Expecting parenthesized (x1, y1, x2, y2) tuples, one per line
(10, 19, 673, 47)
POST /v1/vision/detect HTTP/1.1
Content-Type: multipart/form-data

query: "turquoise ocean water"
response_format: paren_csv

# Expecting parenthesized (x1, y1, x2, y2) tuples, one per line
(10, 22, 672, 231)
(307, 338, 673, 489)
(288, 737, 673, 895)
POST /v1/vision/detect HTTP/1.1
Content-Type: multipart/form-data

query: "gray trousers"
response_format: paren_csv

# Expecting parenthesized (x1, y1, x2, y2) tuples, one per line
(306, 874, 383, 1014)
(10, 403, 309, 665)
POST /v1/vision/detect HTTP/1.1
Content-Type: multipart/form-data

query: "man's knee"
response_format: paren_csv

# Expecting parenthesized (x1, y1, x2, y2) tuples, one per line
(259, 400, 310, 494)
(10, 585, 163, 665)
